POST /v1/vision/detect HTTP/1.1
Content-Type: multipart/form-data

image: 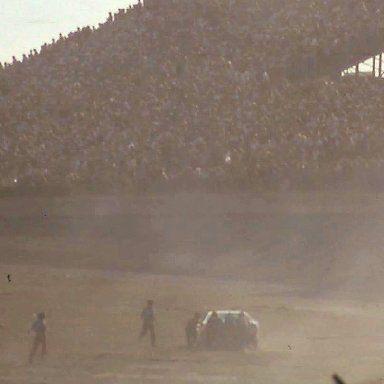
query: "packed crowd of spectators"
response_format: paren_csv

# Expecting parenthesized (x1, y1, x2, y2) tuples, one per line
(1, 0, 384, 193)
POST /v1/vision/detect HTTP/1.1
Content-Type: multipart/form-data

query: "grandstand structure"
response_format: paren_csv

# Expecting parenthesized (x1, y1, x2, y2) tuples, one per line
(145, 0, 384, 80)
(316, 28, 384, 79)
(1, 0, 384, 194)
(316, 30, 384, 79)
(343, 54, 384, 78)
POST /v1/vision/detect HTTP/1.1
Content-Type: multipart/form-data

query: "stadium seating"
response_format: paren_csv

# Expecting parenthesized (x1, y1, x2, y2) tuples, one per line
(1, 0, 384, 194)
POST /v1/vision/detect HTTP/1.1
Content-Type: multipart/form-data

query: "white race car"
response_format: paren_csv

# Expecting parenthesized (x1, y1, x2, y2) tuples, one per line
(196, 310, 259, 349)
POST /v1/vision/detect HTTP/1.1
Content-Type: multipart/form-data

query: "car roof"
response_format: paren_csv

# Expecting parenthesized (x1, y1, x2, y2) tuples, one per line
(206, 310, 245, 315)
(202, 310, 253, 322)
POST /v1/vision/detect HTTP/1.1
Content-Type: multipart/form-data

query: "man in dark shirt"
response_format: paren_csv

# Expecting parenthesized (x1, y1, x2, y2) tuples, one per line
(139, 300, 156, 347)
(224, 314, 237, 350)
(206, 311, 223, 349)
(185, 312, 200, 348)
(29, 312, 47, 363)
(236, 311, 250, 348)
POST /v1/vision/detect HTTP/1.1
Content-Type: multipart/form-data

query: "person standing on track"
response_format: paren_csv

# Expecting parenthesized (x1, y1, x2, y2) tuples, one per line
(139, 300, 156, 347)
(236, 311, 250, 349)
(29, 312, 47, 363)
(206, 311, 223, 349)
(185, 312, 200, 348)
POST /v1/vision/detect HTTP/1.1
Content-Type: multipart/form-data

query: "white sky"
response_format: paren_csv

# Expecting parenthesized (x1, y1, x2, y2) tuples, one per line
(0, 0, 135, 63)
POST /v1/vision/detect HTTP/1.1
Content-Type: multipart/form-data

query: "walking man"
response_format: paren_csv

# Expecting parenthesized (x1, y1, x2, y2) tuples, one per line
(139, 300, 156, 347)
(29, 312, 47, 363)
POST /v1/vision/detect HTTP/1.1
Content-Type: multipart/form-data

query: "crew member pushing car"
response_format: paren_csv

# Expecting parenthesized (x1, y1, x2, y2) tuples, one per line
(206, 311, 223, 349)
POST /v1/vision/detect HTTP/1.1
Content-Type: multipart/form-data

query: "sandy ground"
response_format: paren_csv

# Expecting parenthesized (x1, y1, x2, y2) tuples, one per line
(1, 265, 384, 384)
(2, 193, 384, 384)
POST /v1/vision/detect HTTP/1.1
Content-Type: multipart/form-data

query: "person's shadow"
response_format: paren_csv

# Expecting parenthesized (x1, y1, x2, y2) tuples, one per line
(332, 374, 346, 384)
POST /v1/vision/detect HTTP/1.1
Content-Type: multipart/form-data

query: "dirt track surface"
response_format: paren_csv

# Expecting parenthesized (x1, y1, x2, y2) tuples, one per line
(2, 265, 384, 384)
(2, 193, 384, 384)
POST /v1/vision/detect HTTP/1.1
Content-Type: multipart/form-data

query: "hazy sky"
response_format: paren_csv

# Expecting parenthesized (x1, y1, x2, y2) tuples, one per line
(0, 0, 135, 63)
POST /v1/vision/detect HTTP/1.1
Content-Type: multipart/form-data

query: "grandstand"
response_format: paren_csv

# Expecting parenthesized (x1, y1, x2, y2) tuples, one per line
(1, 0, 384, 194)
(343, 53, 384, 78)
(295, 16, 384, 80)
